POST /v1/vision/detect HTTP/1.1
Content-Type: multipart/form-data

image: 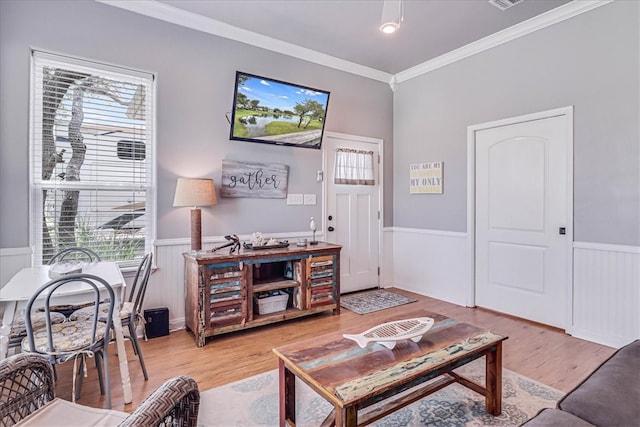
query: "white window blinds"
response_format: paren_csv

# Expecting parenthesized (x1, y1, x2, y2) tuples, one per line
(334, 148, 375, 185)
(31, 51, 155, 267)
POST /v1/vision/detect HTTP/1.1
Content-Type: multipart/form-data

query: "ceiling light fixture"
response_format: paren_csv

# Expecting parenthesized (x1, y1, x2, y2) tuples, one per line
(380, 0, 404, 34)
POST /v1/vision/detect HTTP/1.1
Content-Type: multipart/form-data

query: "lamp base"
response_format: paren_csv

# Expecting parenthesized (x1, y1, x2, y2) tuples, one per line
(190, 208, 202, 251)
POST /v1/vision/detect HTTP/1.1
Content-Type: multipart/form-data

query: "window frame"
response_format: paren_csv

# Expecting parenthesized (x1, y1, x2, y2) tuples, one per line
(29, 50, 156, 268)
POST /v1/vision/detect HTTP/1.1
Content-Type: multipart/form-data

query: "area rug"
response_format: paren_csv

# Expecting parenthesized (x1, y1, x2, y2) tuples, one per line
(340, 288, 417, 314)
(198, 359, 563, 426)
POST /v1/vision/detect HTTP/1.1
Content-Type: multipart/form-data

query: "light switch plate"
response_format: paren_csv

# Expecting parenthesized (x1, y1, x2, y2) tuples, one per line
(287, 194, 303, 205)
(303, 194, 316, 205)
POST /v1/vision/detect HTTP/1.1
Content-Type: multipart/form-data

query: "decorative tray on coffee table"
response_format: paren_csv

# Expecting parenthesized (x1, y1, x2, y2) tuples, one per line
(343, 317, 435, 350)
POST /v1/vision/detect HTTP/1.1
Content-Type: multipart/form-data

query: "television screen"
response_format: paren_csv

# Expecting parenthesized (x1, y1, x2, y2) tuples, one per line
(229, 71, 330, 149)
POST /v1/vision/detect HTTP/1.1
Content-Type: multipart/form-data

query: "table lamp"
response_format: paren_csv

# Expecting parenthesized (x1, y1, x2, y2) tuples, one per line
(173, 178, 217, 251)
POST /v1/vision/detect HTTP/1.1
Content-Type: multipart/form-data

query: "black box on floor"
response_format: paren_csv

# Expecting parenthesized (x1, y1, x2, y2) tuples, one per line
(144, 307, 169, 338)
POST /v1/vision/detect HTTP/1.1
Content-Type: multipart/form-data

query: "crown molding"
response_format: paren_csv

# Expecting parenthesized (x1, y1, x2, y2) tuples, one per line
(98, 0, 611, 87)
(394, 0, 613, 84)
(97, 0, 393, 84)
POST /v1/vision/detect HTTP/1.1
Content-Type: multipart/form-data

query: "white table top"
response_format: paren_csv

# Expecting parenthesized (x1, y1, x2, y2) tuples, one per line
(0, 262, 125, 302)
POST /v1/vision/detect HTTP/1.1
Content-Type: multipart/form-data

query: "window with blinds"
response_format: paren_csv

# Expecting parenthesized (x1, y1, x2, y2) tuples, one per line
(31, 51, 155, 268)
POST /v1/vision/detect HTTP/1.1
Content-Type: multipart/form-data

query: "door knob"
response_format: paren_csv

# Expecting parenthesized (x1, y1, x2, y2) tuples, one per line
(328, 226, 335, 232)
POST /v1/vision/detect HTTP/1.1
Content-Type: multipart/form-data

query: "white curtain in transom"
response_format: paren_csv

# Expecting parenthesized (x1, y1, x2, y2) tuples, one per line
(334, 148, 375, 185)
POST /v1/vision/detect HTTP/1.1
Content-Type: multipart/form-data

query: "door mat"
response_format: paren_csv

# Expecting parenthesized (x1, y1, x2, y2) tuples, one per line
(340, 289, 417, 314)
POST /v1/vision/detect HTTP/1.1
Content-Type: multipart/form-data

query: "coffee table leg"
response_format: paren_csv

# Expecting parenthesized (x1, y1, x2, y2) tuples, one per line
(334, 405, 357, 427)
(279, 359, 296, 427)
(485, 342, 503, 415)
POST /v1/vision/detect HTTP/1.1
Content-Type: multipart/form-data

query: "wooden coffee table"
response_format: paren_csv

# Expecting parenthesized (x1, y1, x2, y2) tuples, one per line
(273, 308, 507, 427)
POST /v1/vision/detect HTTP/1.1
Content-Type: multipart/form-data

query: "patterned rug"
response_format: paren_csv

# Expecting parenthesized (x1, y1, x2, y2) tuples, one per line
(198, 358, 563, 426)
(340, 288, 417, 314)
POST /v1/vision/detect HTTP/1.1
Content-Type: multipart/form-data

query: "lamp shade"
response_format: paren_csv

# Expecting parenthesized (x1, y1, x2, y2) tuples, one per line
(173, 178, 218, 208)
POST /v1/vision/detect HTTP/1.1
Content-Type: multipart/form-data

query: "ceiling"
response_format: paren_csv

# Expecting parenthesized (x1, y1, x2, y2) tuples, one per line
(151, 0, 571, 75)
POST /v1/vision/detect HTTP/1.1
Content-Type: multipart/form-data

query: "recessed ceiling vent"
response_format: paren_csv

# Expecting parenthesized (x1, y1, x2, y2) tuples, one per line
(489, 0, 524, 11)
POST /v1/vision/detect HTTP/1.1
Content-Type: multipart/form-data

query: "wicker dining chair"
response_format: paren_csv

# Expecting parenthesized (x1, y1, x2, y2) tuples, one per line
(21, 273, 116, 408)
(120, 375, 200, 427)
(0, 352, 55, 426)
(70, 252, 153, 380)
(0, 352, 200, 427)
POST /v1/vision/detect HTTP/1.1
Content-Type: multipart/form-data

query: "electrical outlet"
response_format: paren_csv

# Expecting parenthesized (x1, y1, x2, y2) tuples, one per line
(287, 194, 303, 205)
(316, 170, 324, 182)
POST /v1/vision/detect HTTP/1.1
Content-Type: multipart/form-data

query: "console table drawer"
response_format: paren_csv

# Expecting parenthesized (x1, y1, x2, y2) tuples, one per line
(210, 302, 244, 327)
(307, 255, 336, 307)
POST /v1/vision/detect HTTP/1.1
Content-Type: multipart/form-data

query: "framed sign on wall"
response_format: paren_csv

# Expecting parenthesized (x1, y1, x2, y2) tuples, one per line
(221, 160, 289, 198)
(409, 161, 443, 194)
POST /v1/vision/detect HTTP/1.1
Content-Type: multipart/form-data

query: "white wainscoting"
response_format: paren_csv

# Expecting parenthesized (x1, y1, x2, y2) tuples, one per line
(148, 240, 191, 331)
(392, 227, 470, 306)
(389, 230, 640, 348)
(3, 236, 638, 347)
(0, 247, 31, 289)
(571, 242, 640, 348)
(381, 228, 394, 288)
(138, 237, 640, 347)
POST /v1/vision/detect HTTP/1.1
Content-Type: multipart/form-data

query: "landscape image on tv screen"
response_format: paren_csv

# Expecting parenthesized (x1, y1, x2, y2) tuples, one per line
(229, 71, 330, 149)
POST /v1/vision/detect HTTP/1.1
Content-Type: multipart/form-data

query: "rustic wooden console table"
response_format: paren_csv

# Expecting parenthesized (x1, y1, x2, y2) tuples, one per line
(184, 242, 341, 347)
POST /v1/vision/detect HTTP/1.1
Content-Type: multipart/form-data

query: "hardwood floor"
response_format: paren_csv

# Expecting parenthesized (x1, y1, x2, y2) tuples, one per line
(52, 288, 616, 413)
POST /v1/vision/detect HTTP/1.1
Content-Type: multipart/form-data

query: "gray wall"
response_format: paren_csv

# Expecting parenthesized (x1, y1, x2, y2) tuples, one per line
(0, 0, 393, 248)
(2, 1, 637, 249)
(393, 1, 639, 246)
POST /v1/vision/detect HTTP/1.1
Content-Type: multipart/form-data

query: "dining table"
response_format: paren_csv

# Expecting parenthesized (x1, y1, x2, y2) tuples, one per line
(0, 261, 133, 404)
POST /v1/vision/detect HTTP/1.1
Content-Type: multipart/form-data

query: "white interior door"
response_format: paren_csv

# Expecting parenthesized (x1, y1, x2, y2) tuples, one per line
(475, 114, 570, 328)
(324, 133, 381, 294)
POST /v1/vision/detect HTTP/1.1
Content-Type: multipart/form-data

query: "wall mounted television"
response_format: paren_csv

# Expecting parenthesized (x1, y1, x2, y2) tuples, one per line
(229, 71, 330, 150)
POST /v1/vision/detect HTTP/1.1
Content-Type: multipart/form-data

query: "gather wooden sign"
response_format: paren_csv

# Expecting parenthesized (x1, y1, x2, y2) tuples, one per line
(220, 160, 289, 198)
